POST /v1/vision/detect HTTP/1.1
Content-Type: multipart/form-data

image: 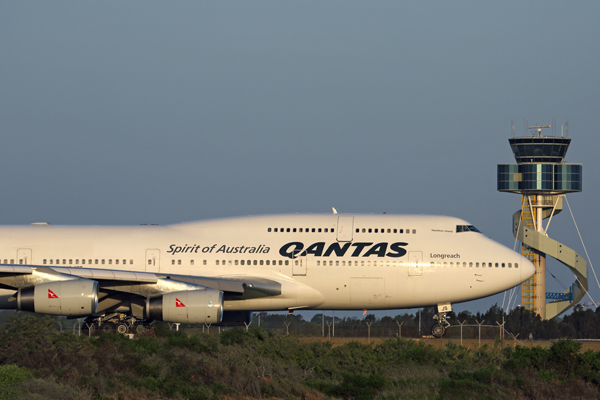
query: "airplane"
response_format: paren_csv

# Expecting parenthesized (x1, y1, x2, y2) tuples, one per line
(0, 213, 535, 337)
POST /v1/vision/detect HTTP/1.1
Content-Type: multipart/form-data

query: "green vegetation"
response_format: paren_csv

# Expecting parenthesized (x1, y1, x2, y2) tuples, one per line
(250, 304, 600, 340)
(0, 314, 599, 399)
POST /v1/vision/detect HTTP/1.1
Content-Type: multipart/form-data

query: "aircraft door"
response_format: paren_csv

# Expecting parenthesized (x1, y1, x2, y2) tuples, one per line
(293, 256, 307, 276)
(408, 251, 423, 277)
(145, 249, 160, 273)
(17, 248, 32, 264)
(336, 216, 354, 242)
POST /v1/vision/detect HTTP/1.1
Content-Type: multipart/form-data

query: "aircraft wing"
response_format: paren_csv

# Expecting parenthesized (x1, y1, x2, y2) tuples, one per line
(0, 264, 282, 317)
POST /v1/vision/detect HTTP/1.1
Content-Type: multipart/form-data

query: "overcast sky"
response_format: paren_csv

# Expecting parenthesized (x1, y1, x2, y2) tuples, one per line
(1, 2, 599, 319)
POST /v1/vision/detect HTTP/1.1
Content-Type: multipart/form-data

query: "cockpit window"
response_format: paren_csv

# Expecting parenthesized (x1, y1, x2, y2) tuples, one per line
(456, 225, 481, 233)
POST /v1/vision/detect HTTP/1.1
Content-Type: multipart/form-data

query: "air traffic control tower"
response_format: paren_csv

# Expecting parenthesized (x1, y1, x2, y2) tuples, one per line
(498, 125, 587, 319)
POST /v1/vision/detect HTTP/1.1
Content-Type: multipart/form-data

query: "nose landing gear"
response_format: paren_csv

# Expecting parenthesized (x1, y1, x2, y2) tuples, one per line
(431, 313, 451, 338)
(431, 303, 452, 338)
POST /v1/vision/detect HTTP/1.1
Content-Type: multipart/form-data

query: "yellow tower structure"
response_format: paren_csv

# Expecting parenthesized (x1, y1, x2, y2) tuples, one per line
(498, 125, 587, 319)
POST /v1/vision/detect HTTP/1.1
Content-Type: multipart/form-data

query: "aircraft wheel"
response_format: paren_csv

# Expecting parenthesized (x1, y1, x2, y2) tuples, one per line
(134, 324, 146, 334)
(116, 323, 128, 334)
(101, 323, 115, 334)
(431, 324, 445, 338)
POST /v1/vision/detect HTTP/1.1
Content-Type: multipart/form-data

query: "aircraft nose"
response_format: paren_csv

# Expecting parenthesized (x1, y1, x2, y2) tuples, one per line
(521, 256, 535, 282)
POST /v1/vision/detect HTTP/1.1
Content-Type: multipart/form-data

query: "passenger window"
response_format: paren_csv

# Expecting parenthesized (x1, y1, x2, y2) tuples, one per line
(130, 259, 133, 264)
(443, 262, 447, 267)
(400, 229, 403, 233)
(95, 260, 99, 265)
(312, 228, 316, 232)
(318, 228, 322, 233)
(406, 230, 410, 234)
(235, 260, 238, 265)
(336, 261, 339, 266)
(509, 263, 513, 268)
(299, 228, 303, 232)
(374, 229, 378, 233)
(286, 228, 290, 232)
(356, 228, 359, 233)
(274, 228, 278, 232)
(431, 262, 435, 267)
(368, 229, 372, 233)
(285, 260, 289, 265)
(515, 263, 519, 268)
(43, 259, 47, 265)
(394, 229, 397, 233)
(469, 262, 473, 267)
(203, 260, 207, 265)
(268, 228, 272, 232)
(171, 260, 175, 265)
(476, 262, 479, 267)
(317, 260, 320, 266)
(412, 229, 416, 234)
(178, 260, 181, 265)
(495, 263, 499, 268)
(148, 260, 152, 265)
(241, 260, 245, 265)
(115, 259, 119, 265)
(294, 260, 298, 266)
(361, 261, 364, 266)
(293, 228, 297, 232)
(191, 260, 194, 265)
(101, 260, 105, 265)
(362, 229, 366, 233)
(279, 260, 282, 265)
(82, 259, 85, 265)
(63, 259, 66, 264)
(253, 260, 257, 265)
(266, 260, 270, 265)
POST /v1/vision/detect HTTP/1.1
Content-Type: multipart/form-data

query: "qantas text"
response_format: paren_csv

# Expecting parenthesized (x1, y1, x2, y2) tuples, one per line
(279, 242, 408, 259)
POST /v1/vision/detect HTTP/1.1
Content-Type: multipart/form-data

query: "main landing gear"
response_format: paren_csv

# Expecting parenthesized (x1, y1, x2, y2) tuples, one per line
(431, 303, 452, 338)
(82, 313, 151, 336)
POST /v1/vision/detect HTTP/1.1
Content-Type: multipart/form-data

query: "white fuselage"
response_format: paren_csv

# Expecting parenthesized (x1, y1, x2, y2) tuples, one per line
(0, 214, 534, 311)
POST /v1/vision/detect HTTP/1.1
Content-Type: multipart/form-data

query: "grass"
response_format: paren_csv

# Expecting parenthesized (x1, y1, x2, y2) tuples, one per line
(1, 315, 600, 399)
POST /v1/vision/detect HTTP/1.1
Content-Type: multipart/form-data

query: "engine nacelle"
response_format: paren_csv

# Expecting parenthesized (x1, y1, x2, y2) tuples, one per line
(146, 289, 223, 324)
(18, 279, 98, 316)
(215, 311, 253, 327)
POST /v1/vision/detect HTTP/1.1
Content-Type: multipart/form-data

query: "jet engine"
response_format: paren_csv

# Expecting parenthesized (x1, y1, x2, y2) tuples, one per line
(146, 289, 223, 324)
(17, 279, 99, 316)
